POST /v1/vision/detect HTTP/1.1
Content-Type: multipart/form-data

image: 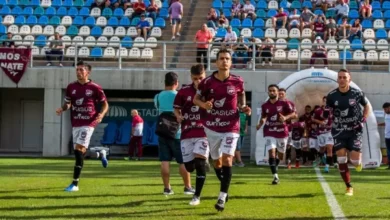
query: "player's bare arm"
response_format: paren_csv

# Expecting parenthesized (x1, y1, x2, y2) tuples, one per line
(56, 102, 71, 115)
(174, 108, 184, 123)
(96, 100, 109, 123)
(279, 112, 296, 122)
(256, 116, 267, 130)
(312, 117, 327, 125)
(193, 93, 213, 110)
(238, 91, 251, 116)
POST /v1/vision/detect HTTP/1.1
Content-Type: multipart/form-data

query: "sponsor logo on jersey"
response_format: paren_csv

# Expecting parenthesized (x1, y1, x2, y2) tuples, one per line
(75, 98, 84, 105)
(277, 106, 283, 112)
(85, 89, 93, 97)
(349, 99, 356, 106)
(72, 90, 76, 94)
(270, 114, 278, 121)
(187, 96, 192, 101)
(191, 105, 199, 112)
(335, 101, 338, 106)
(214, 98, 226, 108)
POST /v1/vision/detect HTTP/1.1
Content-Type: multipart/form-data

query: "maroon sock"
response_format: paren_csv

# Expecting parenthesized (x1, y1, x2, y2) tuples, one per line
(338, 163, 352, 188)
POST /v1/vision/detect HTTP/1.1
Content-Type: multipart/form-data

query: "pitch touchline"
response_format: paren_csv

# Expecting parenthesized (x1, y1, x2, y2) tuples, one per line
(314, 167, 347, 220)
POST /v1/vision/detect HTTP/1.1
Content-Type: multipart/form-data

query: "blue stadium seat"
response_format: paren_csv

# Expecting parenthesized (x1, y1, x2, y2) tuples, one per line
(22, 6, 33, 15)
(144, 0, 150, 7)
(230, 18, 241, 28)
(349, 19, 355, 25)
(101, 122, 118, 145)
(0, 6, 11, 15)
(214, 9, 220, 17)
(384, 10, 390, 19)
(267, 9, 277, 18)
(102, 8, 113, 17)
(57, 7, 67, 16)
(68, 7, 79, 17)
(314, 9, 323, 16)
(159, 8, 168, 18)
(384, 2, 390, 10)
(34, 6, 44, 16)
(223, 1, 232, 9)
(351, 39, 363, 50)
(49, 16, 60, 25)
(34, 35, 47, 47)
(121, 36, 133, 48)
(74, 0, 84, 7)
(302, 1, 312, 8)
(256, 9, 266, 18)
(108, 17, 119, 26)
(131, 17, 140, 26)
(376, 29, 387, 39)
(91, 26, 102, 37)
(242, 18, 253, 28)
(66, 25, 79, 36)
(232, 27, 240, 37)
(119, 17, 130, 26)
(38, 15, 49, 25)
(26, 15, 38, 25)
(215, 27, 227, 38)
(79, 7, 90, 17)
(0, 17, 2, 23)
(19, 0, 29, 6)
(90, 47, 103, 58)
(362, 19, 373, 28)
(85, 16, 96, 26)
(85, 0, 94, 7)
(348, 10, 359, 19)
(372, 10, 383, 19)
(349, 1, 358, 9)
(0, 25, 6, 34)
(212, 0, 222, 9)
(288, 38, 300, 49)
(291, 0, 301, 9)
(254, 18, 265, 28)
(73, 16, 84, 26)
(339, 51, 352, 61)
(154, 17, 166, 28)
(11, 6, 22, 15)
(256, 0, 267, 9)
(45, 7, 56, 16)
(253, 28, 264, 38)
(7, 0, 18, 6)
(14, 15, 26, 25)
(30, 0, 39, 6)
(326, 9, 335, 18)
(162, 0, 168, 8)
(114, 8, 124, 17)
(63, 0, 73, 7)
(52, 0, 62, 7)
(279, 0, 289, 9)
(385, 19, 390, 28)
(0, 0, 5, 5)
(115, 121, 132, 145)
(223, 9, 231, 18)
(372, 1, 381, 10)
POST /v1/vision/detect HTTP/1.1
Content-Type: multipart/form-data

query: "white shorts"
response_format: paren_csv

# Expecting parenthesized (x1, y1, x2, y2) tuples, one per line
(73, 126, 95, 149)
(265, 136, 288, 153)
(292, 139, 302, 149)
(309, 138, 319, 151)
(181, 138, 210, 163)
(317, 132, 334, 147)
(204, 128, 239, 160)
(287, 132, 293, 146)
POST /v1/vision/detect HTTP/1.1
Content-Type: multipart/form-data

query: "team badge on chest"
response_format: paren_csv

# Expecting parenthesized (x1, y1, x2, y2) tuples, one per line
(227, 86, 236, 95)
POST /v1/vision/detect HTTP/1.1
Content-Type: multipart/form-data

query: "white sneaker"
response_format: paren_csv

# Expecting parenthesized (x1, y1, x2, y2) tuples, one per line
(176, 33, 181, 36)
(262, 61, 265, 66)
(311, 66, 314, 69)
(59, 63, 63, 67)
(189, 196, 200, 206)
(269, 62, 272, 66)
(46, 63, 52, 66)
(324, 66, 328, 69)
(171, 36, 175, 40)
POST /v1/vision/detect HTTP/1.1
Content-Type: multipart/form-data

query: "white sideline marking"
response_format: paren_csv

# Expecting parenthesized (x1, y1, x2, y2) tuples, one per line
(315, 167, 347, 220)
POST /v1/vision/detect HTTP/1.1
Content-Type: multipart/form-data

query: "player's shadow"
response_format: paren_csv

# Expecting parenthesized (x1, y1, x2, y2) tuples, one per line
(0, 187, 64, 194)
(208, 216, 389, 220)
(111, 182, 220, 187)
(0, 193, 162, 200)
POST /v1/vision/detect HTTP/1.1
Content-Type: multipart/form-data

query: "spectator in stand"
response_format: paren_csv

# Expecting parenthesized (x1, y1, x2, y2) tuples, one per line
(323, 0, 336, 11)
(136, 14, 150, 39)
(360, 0, 372, 19)
(146, 0, 159, 20)
(2, 32, 15, 48)
(348, 18, 362, 43)
(91, 0, 111, 9)
(132, 0, 146, 18)
(241, 0, 256, 20)
(122, 0, 133, 10)
(260, 37, 274, 66)
(310, 36, 328, 68)
(312, 14, 326, 41)
(126, 109, 144, 161)
(169, 0, 183, 40)
(45, 32, 64, 67)
(194, 24, 213, 69)
(218, 13, 228, 28)
(334, 0, 349, 22)
(301, 7, 316, 32)
(231, 0, 242, 18)
(232, 37, 249, 68)
(272, 8, 288, 29)
(311, 0, 322, 11)
(207, 8, 219, 30)
(337, 16, 350, 39)
(110, 0, 120, 8)
(288, 9, 301, 31)
(223, 26, 238, 49)
(326, 17, 337, 40)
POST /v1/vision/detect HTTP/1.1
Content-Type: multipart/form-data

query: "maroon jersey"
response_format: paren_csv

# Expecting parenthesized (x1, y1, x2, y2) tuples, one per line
(173, 83, 206, 139)
(308, 112, 318, 138)
(313, 107, 332, 134)
(314, 22, 325, 32)
(299, 113, 312, 136)
(65, 80, 106, 127)
(261, 100, 294, 138)
(197, 73, 244, 133)
(291, 121, 305, 141)
(285, 99, 296, 132)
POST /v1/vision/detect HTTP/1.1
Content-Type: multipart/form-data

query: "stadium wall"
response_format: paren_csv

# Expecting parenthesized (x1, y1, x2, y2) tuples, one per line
(0, 68, 389, 158)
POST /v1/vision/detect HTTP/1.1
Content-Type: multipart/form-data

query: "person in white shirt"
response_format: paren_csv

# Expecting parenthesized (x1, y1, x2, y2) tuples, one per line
(241, 0, 256, 20)
(223, 26, 237, 49)
(288, 9, 301, 30)
(334, 0, 349, 22)
(378, 102, 390, 169)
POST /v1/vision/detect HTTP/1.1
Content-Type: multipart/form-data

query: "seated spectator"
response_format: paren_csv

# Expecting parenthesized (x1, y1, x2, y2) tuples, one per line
(310, 36, 328, 68)
(337, 16, 350, 39)
(323, 0, 336, 12)
(223, 26, 238, 49)
(45, 32, 64, 67)
(207, 8, 219, 29)
(2, 32, 15, 48)
(334, 0, 349, 22)
(122, 0, 133, 10)
(146, 0, 159, 20)
(349, 18, 362, 42)
(311, 0, 322, 11)
(260, 38, 274, 66)
(247, 37, 260, 66)
(231, 0, 242, 18)
(218, 13, 228, 28)
(232, 37, 249, 68)
(360, 0, 372, 19)
(288, 9, 301, 30)
(169, 0, 183, 40)
(132, 0, 146, 18)
(241, 0, 256, 20)
(136, 14, 150, 39)
(301, 7, 316, 32)
(110, 0, 120, 8)
(91, 0, 110, 9)
(326, 18, 337, 40)
(272, 8, 288, 29)
(312, 14, 326, 41)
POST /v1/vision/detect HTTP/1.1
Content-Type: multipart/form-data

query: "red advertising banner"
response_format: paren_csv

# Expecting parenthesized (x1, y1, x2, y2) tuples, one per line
(0, 48, 32, 84)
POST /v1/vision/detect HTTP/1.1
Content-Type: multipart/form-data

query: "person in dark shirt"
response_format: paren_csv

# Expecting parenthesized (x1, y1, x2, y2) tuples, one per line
(2, 32, 15, 48)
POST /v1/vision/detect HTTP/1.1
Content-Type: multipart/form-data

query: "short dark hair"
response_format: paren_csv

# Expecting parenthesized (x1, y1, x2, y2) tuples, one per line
(279, 88, 286, 93)
(338, 68, 350, 76)
(268, 84, 279, 90)
(76, 61, 92, 71)
(383, 102, 390, 109)
(165, 71, 178, 86)
(305, 105, 311, 109)
(216, 48, 231, 60)
(190, 64, 205, 75)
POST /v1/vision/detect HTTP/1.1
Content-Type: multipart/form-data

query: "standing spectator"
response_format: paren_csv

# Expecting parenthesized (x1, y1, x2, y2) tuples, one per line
(207, 8, 219, 30)
(231, 0, 242, 18)
(194, 24, 213, 69)
(378, 102, 390, 169)
(260, 38, 274, 66)
(132, 0, 146, 18)
(2, 32, 15, 48)
(334, 0, 349, 22)
(91, 0, 111, 9)
(232, 37, 249, 68)
(272, 8, 288, 29)
(360, 0, 372, 19)
(241, 0, 256, 20)
(234, 111, 248, 167)
(136, 14, 150, 39)
(300, 7, 316, 32)
(126, 110, 144, 160)
(146, 0, 159, 20)
(45, 32, 64, 67)
(312, 15, 326, 41)
(223, 26, 237, 49)
(348, 18, 362, 42)
(288, 9, 301, 31)
(326, 18, 337, 40)
(310, 36, 328, 68)
(169, 0, 183, 40)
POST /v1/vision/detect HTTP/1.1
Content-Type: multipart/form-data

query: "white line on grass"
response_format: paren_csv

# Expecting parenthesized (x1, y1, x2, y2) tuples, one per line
(314, 167, 347, 220)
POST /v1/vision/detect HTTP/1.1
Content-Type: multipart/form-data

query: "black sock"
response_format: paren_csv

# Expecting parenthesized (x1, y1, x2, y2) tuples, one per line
(326, 156, 333, 166)
(269, 157, 277, 174)
(310, 148, 317, 161)
(194, 158, 206, 197)
(220, 166, 232, 193)
(275, 158, 280, 173)
(333, 154, 338, 164)
(302, 151, 307, 163)
(295, 149, 302, 161)
(72, 166, 81, 186)
(214, 168, 223, 182)
(72, 150, 84, 186)
(286, 148, 291, 163)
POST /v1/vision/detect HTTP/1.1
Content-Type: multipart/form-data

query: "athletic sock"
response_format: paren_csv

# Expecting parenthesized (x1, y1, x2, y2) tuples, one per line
(295, 149, 302, 161)
(286, 148, 291, 164)
(194, 158, 206, 197)
(326, 156, 333, 166)
(269, 157, 277, 175)
(72, 166, 81, 186)
(338, 163, 352, 188)
(333, 154, 338, 164)
(275, 158, 280, 173)
(220, 166, 232, 194)
(214, 168, 223, 182)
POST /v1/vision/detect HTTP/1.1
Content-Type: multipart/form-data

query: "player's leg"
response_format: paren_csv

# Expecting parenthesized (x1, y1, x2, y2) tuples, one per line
(349, 134, 363, 172)
(309, 138, 319, 167)
(205, 128, 223, 182)
(265, 137, 278, 184)
(234, 136, 245, 167)
(275, 138, 287, 182)
(324, 132, 335, 173)
(293, 140, 302, 168)
(286, 144, 292, 169)
(173, 139, 193, 194)
(158, 136, 174, 195)
(190, 138, 210, 206)
(182, 139, 196, 173)
(334, 137, 352, 195)
(136, 136, 143, 160)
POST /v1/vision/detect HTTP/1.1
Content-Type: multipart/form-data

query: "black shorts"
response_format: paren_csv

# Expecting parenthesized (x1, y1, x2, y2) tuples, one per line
(158, 136, 183, 163)
(333, 132, 363, 152)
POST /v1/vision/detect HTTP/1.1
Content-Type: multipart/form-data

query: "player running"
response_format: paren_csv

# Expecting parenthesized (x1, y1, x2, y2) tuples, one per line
(56, 61, 109, 192)
(326, 68, 370, 196)
(256, 84, 295, 185)
(312, 96, 334, 173)
(194, 48, 251, 212)
(290, 120, 306, 168)
(173, 64, 209, 206)
(309, 106, 320, 167)
(299, 105, 312, 165)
